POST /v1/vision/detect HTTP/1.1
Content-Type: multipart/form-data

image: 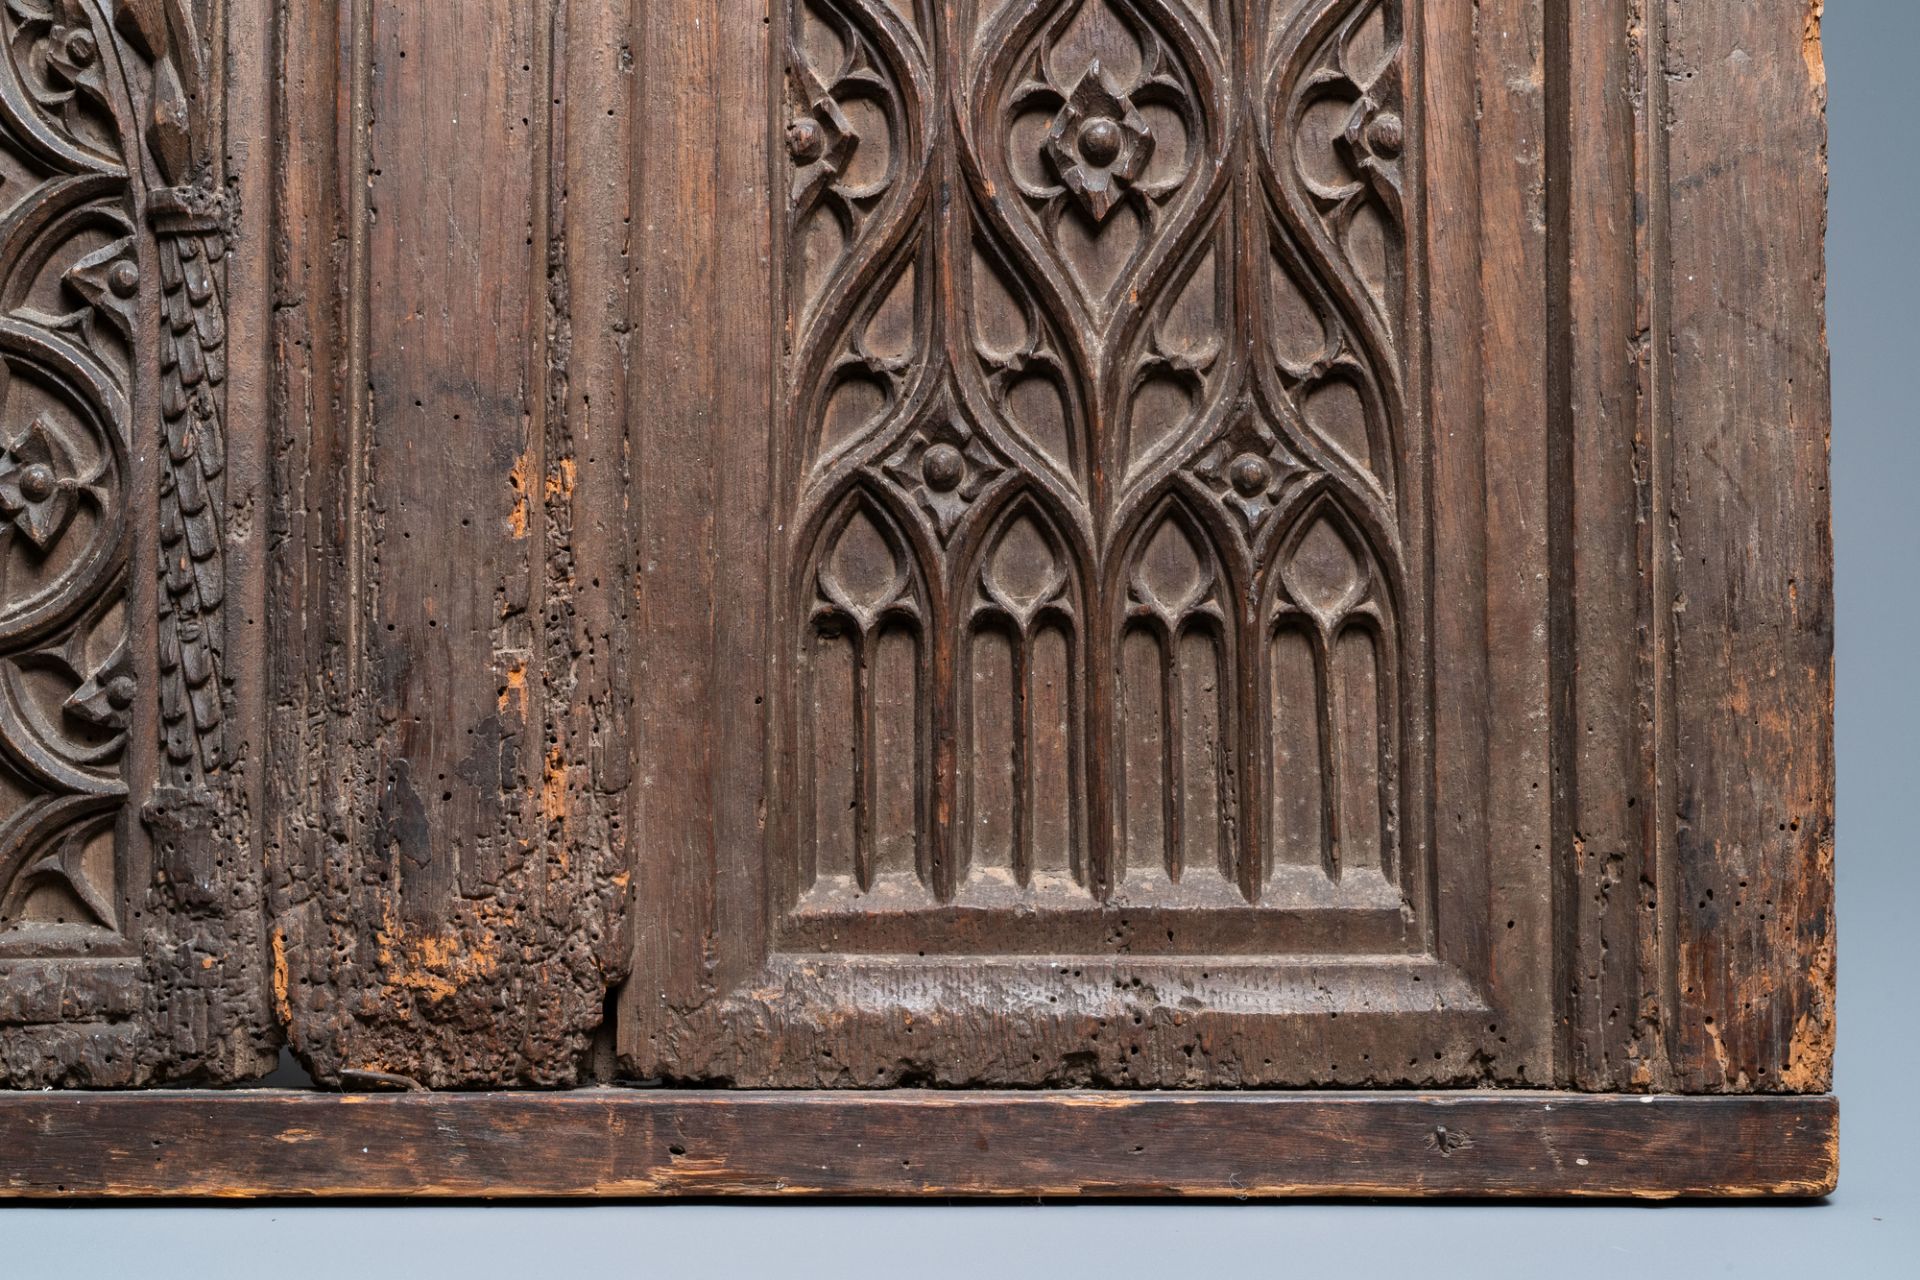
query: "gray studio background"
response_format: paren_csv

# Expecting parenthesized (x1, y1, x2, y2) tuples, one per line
(9, 3, 1914, 1275)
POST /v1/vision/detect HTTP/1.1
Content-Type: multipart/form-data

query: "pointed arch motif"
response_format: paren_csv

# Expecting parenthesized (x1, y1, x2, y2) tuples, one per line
(1111, 493, 1238, 890)
(956, 491, 1087, 891)
(779, 0, 1421, 920)
(0, 0, 271, 1085)
(797, 485, 934, 897)
(1263, 491, 1401, 884)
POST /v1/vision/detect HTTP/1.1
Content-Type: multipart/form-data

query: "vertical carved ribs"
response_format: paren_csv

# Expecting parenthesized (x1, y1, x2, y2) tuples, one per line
(1269, 502, 1397, 883)
(805, 494, 927, 895)
(964, 501, 1083, 891)
(1118, 501, 1232, 892)
(784, 0, 1416, 913)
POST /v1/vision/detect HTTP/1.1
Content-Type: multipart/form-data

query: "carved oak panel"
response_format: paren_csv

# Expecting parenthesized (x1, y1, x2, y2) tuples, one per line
(0, 0, 1834, 1124)
(619, 0, 1560, 1089)
(782, 0, 1417, 930)
(0, 0, 272, 1086)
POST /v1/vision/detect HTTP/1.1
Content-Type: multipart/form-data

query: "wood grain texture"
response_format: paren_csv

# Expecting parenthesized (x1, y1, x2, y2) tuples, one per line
(265, 0, 633, 1088)
(1555, 0, 1676, 1091)
(620, 0, 1568, 1093)
(1658, 0, 1835, 1094)
(0, 1089, 1836, 1199)
(0, 8, 1837, 1220)
(1551, 0, 1835, 1094)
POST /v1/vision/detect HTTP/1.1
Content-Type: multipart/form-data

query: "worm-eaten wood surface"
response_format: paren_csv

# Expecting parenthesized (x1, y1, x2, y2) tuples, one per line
(0, 0, 1837, 1197)
(265, 0, 633, 1087)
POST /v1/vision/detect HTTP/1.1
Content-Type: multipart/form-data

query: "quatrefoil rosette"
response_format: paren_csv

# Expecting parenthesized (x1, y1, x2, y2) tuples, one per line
(981, 3, 1216, 310)
(881, 413, 1007, 542)
(0, 342, 126, 649)
(1042, 60, 1155, 223)
(0, 312, 133, 800)
(0, 417, 84, 551)
(1001, 40, 1200, 223)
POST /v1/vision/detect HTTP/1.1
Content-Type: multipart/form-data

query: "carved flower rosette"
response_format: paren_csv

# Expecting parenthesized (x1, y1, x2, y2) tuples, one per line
(0, 0, 227, 957)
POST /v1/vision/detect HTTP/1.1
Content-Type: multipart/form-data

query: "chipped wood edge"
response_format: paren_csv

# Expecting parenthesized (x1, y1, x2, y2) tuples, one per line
(0, 1089, 1836, 1200)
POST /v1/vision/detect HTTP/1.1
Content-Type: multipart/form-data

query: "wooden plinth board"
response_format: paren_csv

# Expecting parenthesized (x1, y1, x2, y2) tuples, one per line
(0, 1090, 1837, 1200)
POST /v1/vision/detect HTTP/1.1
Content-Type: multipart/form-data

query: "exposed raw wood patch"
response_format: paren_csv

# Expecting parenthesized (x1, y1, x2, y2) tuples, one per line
(498, 662, 529, 715)
(1803, 1, 1826, 92)
(508, 451, 534, 539)
(271, 929, 294, 1027)
(375, 901, 504, 1005)
(540, 746, 570, 826)
(1780, 842, 1837, 1091)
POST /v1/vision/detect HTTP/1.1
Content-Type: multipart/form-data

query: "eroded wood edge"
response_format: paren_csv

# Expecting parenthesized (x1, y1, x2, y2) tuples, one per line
(1658, 0, 1835, 1092)
(265, 0, 633, 1089)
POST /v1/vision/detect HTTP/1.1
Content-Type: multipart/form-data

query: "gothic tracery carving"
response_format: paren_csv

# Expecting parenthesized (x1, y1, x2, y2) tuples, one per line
(0, 0, 252, 1086)
(784, 0, 1416, 912)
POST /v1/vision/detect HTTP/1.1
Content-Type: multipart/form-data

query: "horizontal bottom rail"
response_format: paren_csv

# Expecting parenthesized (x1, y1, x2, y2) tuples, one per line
(0, 1089, 1836, 1200)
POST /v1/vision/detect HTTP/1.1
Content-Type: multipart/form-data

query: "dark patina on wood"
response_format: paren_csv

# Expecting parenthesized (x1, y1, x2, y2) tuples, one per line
(263, 0, 635, 1090)
(0, 1089, 1838, 1199)
(0, 0, 277, 1087)
(0, 0, 1835, 1201)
